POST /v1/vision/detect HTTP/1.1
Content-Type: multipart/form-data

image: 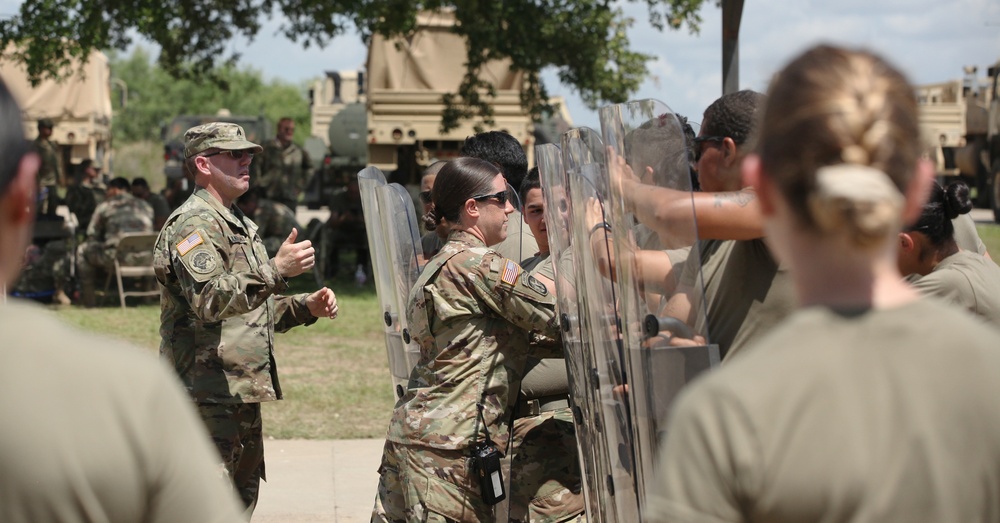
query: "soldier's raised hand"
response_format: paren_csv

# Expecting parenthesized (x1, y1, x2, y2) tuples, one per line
(306, 287, 339, 319)
(274, 228, 315, 278)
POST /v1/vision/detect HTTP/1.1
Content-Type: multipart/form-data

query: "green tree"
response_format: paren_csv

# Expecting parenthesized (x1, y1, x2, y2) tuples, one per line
(0, 0, 709, 130)
(109, 47, 311, 143)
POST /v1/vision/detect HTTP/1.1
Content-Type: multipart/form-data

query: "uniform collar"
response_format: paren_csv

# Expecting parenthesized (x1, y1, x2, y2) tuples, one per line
(447, 230, 486, 248)
(193, 186, 255, 233)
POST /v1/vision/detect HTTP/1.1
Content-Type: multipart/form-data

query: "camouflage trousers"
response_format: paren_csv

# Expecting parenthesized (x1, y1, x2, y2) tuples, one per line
(196, 402, 265, 517)
(12, 240, 72, 296)
(509, 408, 586, 523)
(372, 440, 495, 523)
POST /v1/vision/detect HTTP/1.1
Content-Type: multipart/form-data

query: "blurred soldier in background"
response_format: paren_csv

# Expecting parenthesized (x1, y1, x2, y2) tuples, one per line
(76, 176, 154, 307)
(418, 160, 448, 262)
(324, 172, 368, 278)
(32, 117, 62, 216)
(259, 116, 311, 210)
(236, 187, 303, 257)
(65, 158, 106, 234)
(131, 177, 171, 230)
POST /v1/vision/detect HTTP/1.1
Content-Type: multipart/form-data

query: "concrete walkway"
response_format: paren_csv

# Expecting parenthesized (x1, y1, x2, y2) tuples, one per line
(253, 438, 384, 523)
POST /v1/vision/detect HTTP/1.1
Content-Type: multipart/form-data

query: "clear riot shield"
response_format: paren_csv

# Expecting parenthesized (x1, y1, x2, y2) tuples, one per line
(536, 143, 604, 523)
(599, 100, 720, 515)
(560, 128, 640, 523)
(358, 167, 425, 400)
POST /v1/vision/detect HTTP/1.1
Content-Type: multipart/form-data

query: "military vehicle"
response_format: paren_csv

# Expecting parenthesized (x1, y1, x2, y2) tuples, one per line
(160, 111, 272, 208)
(916, 59, 1000, 221)
(1, 48, 113, 179)
(306, 10, 539, 208)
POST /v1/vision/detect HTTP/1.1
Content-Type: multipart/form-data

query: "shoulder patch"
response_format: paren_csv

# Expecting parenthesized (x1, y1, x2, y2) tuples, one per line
(189, 249, 218, 274)
(176, 231, 204, 256)
(525, 274, 548, 296)
(500, 258, 520, 287)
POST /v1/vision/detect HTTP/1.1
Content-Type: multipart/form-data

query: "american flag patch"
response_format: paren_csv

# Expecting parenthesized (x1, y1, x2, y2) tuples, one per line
(500, 259, 520, 287)
(176, 231, 204, 256)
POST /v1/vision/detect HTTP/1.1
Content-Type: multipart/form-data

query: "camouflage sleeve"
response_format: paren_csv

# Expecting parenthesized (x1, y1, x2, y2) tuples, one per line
(166, 215, 288, 323)
(472, 251, 562, 356)
(273, 293, 318, 333)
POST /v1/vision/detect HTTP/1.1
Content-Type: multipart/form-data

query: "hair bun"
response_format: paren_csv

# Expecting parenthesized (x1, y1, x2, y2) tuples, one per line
(942, 182, 973, 219)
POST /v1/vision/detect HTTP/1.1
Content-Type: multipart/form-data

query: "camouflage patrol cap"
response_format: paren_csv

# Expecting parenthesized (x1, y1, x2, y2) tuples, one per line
(183, 122, 264, 158)
(37, 118, 54, 129)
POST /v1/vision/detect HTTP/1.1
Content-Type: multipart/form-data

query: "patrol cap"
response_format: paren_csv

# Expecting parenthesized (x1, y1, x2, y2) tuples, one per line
(183, 122, 263, 158)
(37, 118, 54, 129)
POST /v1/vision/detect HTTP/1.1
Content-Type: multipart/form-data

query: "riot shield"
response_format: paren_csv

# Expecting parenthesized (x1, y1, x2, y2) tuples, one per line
(599, 100, 720, 516)
(358, 167, 425, 400)
(559, 128, 640, 523)
(536, 143, 605, 523)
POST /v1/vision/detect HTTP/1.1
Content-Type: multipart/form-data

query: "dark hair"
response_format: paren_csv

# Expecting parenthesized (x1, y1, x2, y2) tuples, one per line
(131, 176, 149, 189)
(423, 157, 500, 231)
(461, 131, 528, 192)
(906, 181, 972, 247)
(108, 177, 131, 190)
(0, 79, 30, 197)
(624, 113, 693, 190)
(519, 167, 541, 207)
(701, 90, 765, 147)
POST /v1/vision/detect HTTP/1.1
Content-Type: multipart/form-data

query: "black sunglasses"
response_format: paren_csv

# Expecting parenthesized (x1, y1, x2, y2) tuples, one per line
(419, 190, 432, 204)
(692, 135, 725, 162)
(202, 149, 254, 160)
(471, 190, 509, 205)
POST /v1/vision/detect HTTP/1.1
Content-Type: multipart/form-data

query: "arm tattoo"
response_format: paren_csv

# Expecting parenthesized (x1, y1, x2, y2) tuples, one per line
(713, 191, 756, 208)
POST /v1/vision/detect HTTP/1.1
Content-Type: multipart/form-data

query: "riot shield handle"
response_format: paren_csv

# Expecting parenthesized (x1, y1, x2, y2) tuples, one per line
(642, 314, 693, 341)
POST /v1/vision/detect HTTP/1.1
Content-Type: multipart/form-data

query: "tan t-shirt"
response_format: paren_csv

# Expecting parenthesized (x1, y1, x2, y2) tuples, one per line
(0, 300, 244, 523)
(912, 249, 1000, 327)
(680, 238, 796, 360)
(647, 299, 1000, 523)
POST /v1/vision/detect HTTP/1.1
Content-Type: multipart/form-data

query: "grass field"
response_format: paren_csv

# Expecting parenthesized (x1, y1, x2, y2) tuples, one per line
(977, 224, 1000, 259)
(53, 276, 396, 440)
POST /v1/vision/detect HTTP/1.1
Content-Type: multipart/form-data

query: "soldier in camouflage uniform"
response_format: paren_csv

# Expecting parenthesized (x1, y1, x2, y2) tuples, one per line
(76, 177, 154, 307)
(509, 169, 585, 523)
(32, 118, 63, 216)
(236, 187, 303, 257)
(372, 158, 563, 523)
(153, 122, 340, 516)
(131, 177, 171, 230)
(258, 117, 310, 210)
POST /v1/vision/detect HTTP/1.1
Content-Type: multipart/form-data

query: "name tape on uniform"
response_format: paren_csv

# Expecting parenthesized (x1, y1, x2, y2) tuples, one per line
(176, 231, 204, 256)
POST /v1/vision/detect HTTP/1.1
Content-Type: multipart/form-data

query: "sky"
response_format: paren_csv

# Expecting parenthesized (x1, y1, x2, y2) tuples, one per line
(2, 0, 999, 130)
(216, 0, 1000, 130)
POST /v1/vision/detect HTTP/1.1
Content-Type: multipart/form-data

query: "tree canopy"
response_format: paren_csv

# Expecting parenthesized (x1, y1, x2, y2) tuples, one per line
(0, 0, 709, 130)
(108, 47, 310, 143)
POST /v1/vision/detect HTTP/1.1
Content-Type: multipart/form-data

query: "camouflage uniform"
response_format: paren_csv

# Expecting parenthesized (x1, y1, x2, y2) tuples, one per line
(10, 240, 73, 299)
(372, 231, 562, 523)
(259, 138, 310, 210)
(32, 135, 62, 216)
(253, 198, 302, 257)
(510, 254, 585, 523)
(77, 192, 154, 305)
(154, 185, 316, 511)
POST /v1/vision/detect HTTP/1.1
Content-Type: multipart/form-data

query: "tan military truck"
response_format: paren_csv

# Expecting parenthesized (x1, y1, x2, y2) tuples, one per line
(1, 48, 113, 178)
(308, 9, 535, 199)
(916, 60, 1000, 221)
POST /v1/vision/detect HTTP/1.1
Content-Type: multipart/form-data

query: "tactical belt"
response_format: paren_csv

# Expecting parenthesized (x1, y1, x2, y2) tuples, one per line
(514, 394, 570, 419)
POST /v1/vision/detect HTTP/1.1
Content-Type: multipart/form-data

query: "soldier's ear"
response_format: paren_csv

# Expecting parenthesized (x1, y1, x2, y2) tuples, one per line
(464, 198, 480, 219)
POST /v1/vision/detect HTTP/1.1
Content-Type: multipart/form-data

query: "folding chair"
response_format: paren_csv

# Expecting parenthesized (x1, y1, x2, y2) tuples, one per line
(112, 232, 160, 309)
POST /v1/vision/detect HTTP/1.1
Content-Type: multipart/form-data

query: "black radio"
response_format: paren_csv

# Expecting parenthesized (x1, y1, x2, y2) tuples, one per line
(471, 440, 505, 505)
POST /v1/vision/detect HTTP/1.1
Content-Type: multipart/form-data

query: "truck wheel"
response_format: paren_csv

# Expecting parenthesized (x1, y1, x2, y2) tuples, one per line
(992, 161, 1000, 224)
